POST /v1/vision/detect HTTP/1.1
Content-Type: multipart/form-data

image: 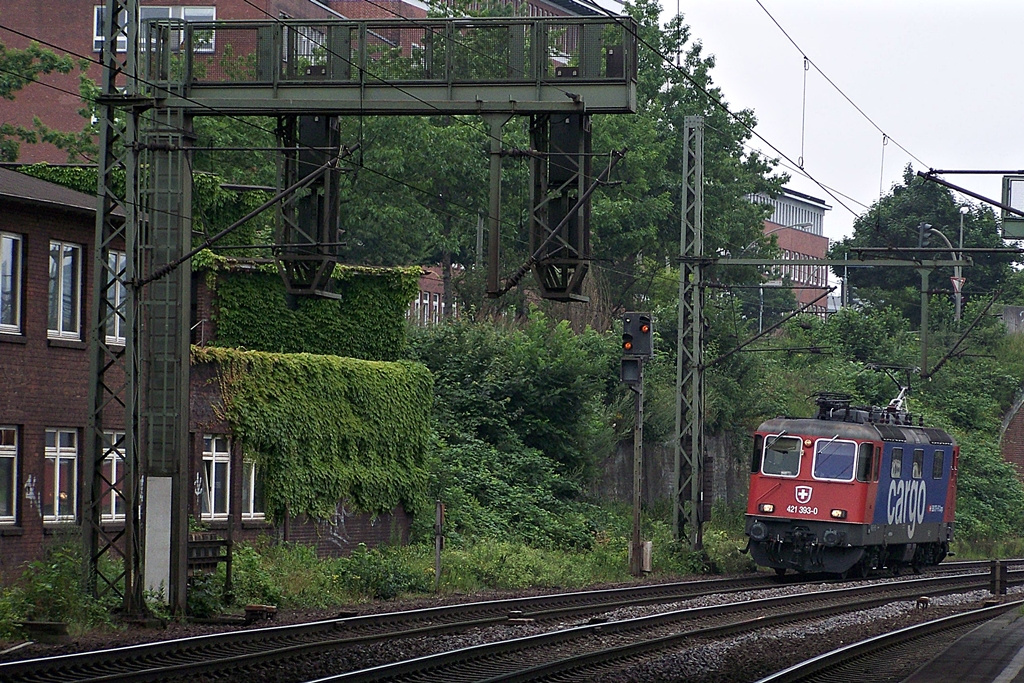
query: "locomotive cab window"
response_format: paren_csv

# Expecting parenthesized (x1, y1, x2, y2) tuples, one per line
(751, 435, 764, 473)
(813, 438, 856, 481)
(856, 442, 874, 482)
(912, 449, 924, 479)
(891, 447, 903, 478)
(762, 435, 801, 477)
(932, 450, 945, 479)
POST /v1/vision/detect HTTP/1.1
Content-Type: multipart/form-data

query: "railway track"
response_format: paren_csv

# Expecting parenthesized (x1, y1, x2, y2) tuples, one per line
(755, 597, 1024, 683)
(0, 574, 793, 682)
(0, 560, 1010, 682)
(317, 570, 1008, 682)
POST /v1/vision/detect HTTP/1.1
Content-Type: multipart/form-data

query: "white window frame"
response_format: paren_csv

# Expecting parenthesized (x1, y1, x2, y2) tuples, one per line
(1, 233, 22, 334)
(48, 240, 82, 340)
(105, 250, 127, 346)
(101, 431, 126, 522)
(44, 428, 78, 523)
(241, 458, 265, 520)
(812, 437, 858, 482)
(0, 426, 18, 523)
(200, 434, 231, 520)
(93, 5, 216, 53)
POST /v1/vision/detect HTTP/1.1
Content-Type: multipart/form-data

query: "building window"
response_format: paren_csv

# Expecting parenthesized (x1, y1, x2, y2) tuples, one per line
(241, 458, 265, 520)
(200, 435, 230, 519)
(0, 233, 21, 334)
(93, 5, 216, 53)
(105, 250, 127, 346)
(101, 431, 126, 522)
(0, 427, 17, 522)
(44, 429, 77, 522)
(48, 241, 82, 340)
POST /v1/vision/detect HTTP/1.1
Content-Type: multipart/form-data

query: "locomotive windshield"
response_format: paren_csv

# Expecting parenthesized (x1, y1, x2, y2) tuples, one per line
(813, 438, 856, 481)
(762, 435, 802, 476)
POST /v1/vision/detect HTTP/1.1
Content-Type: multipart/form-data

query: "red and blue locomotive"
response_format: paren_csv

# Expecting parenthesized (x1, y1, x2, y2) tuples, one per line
(745, 391, 957, 577)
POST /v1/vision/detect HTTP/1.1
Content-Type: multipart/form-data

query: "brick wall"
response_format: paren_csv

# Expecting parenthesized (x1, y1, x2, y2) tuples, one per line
(0, 202, 99, 577)
(285, 507, 411, 557)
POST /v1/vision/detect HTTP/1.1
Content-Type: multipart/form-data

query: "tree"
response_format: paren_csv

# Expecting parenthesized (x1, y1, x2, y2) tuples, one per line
(589, 0, 785, 313)
(829, 165, 1018, 320)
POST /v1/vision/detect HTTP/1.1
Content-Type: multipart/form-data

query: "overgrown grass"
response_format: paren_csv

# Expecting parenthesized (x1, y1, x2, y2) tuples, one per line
(950, 536, 1024, 561)
(221, 502, 755, 608)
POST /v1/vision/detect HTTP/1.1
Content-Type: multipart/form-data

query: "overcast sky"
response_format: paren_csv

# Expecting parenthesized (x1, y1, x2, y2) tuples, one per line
(659, 0, 1024, 244)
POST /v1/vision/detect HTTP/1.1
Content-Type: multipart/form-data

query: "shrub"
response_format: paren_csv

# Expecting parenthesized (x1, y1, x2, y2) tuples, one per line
(0, 542, 117, 639)
(343, 544, 432, 600)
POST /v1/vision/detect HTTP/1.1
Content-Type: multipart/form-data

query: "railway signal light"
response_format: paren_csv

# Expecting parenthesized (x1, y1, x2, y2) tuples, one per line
(622, 312, 653, 357)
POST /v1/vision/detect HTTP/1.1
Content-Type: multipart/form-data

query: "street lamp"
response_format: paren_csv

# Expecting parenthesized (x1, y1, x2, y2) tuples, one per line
(957, 207, 969, 321)
(922, 224, 962, 322)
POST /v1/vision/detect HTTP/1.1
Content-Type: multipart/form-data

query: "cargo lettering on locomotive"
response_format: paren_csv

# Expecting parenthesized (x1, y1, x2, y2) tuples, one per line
(887, 479, 927, 538)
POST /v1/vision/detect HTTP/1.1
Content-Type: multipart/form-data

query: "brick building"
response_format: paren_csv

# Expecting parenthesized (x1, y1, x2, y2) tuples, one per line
(0, 0, 343, 164)
(748, 187, 831, 317)
(0, 167, 122, 572)
(0, 167, 413, 574)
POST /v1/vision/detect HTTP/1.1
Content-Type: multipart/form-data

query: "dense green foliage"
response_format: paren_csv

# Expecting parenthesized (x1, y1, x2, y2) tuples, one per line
(407, 312, 625, 549)
(829, 166, 1019, 317)
(207, 264, 421, 361)
(193, 346, 433, 521)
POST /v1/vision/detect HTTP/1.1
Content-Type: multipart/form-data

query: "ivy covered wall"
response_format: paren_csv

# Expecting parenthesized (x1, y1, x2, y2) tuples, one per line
(205, 263, 421, 361)
(193, 346, 434, 522)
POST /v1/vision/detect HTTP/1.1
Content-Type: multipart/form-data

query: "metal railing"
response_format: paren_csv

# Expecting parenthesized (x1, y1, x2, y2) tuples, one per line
(141, 16, 637, 90)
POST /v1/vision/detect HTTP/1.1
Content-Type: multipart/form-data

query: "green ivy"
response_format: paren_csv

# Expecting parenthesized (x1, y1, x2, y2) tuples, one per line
(193, 346, 433, 521)
(206, 262, 420, 361)
(16, 163, 111, 195)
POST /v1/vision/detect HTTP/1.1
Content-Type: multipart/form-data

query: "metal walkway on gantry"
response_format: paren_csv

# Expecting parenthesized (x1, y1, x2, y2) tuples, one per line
(142, 17, 637, 114)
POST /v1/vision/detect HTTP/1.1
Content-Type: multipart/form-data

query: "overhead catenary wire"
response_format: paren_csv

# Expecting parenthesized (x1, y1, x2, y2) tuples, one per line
(566, 0, 861, 220)
(753, 0, 930, 171)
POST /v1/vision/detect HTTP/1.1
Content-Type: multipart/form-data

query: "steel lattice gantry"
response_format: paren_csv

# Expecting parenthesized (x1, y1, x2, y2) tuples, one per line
(674, 117, 705, 550)
(90, 9, 637, 613)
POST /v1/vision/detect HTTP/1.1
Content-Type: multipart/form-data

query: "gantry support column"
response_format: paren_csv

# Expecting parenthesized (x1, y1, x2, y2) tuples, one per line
(138, 106, 193, 614)
(674, 116, 705, 551)
(485, 114, 511, 296)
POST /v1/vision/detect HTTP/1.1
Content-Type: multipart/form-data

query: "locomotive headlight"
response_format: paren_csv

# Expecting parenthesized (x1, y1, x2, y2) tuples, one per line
(830, 509, 847, 519)
(758, 503, 775, 513)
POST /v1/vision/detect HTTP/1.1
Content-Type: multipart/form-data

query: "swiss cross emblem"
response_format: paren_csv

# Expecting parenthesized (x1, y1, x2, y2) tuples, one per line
(795, 486, 813, 504)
